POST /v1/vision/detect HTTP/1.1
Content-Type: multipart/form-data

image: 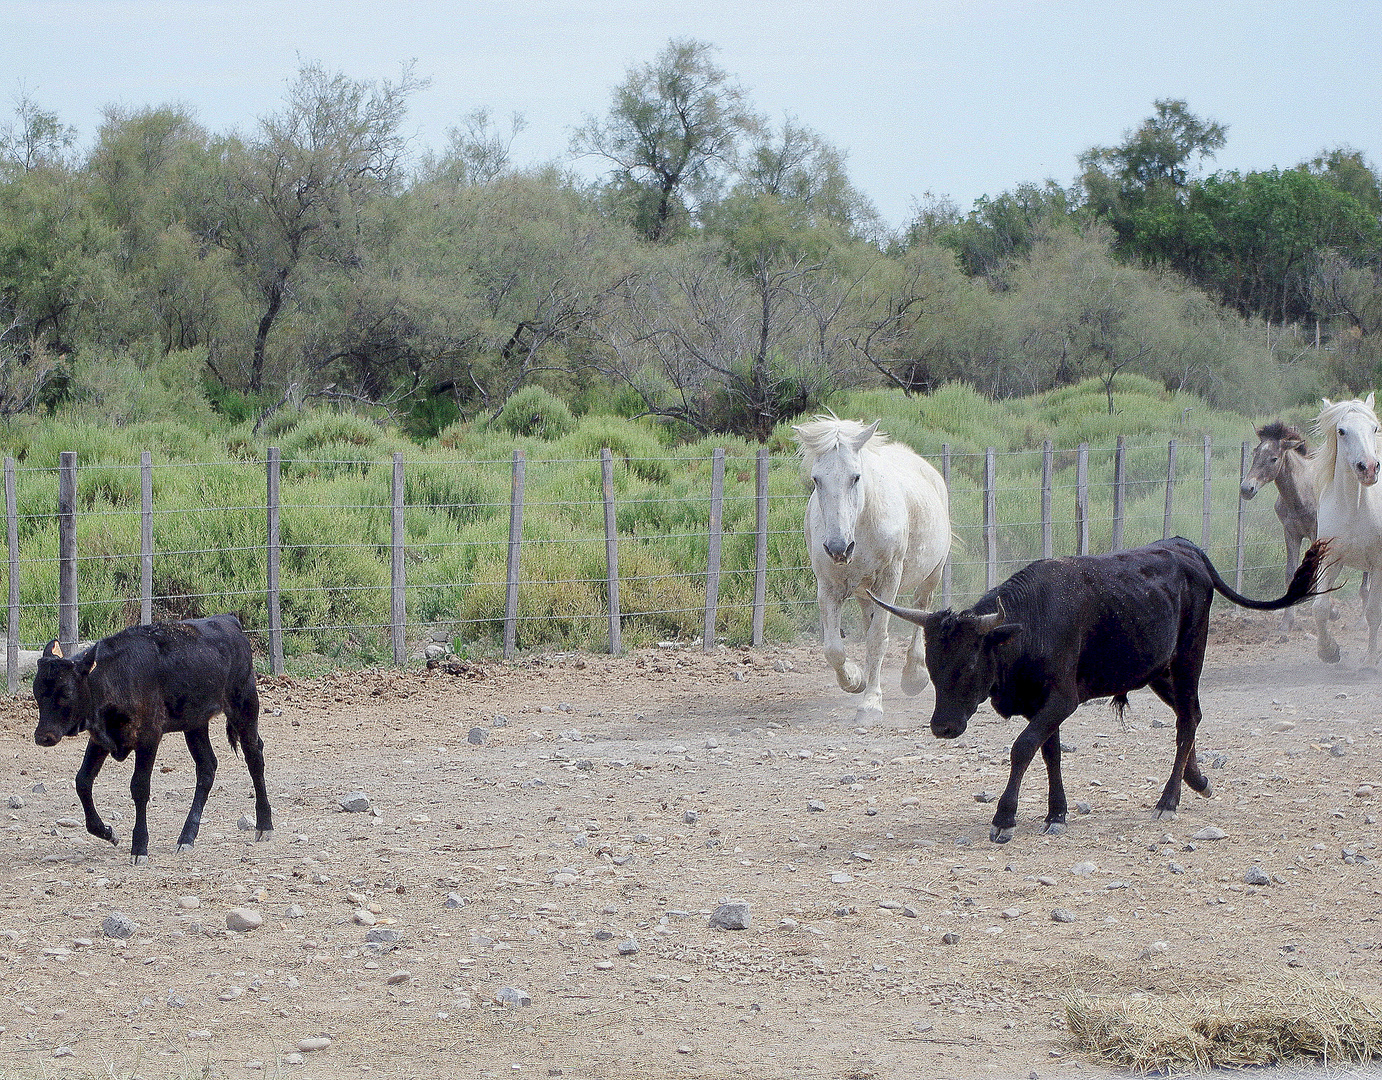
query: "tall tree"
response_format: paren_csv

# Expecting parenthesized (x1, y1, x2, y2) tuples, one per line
(571, 38, 759, 241)
(207, 62, 422, 391)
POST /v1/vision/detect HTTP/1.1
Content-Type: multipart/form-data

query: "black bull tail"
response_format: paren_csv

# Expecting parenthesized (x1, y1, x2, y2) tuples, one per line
(1202, 536, 1333, 610)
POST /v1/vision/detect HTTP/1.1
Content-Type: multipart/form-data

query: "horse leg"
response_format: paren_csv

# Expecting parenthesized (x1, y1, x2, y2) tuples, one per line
(856, 581, 897, 720)
(1364, 577, 1382, 668)
(900, 566, 941, 696)
(1279, 530, 1301, 635)
(1315, 561, 1344, 663)
(818, 581, 864, 695)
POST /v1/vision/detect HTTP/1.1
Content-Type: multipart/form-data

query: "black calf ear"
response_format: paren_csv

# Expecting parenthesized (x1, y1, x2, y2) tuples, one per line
(986, 623, 1023, 646)
(42, 639, 62, 659)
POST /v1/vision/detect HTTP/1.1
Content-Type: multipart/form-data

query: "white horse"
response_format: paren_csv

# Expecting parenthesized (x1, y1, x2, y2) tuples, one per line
(1312, 394, 1382, 664)
(792, 417, 951, 721)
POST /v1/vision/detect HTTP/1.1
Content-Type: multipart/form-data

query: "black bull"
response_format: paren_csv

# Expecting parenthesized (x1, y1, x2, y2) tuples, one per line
(871, 537, 1330, 843)
(32, 614, 272, 864)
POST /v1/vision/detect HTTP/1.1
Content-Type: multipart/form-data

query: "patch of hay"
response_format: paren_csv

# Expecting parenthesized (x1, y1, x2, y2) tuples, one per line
(1063, 977, 1382, 1073)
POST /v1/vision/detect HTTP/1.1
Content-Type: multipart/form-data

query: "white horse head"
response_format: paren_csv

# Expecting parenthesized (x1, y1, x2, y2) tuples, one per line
(793, 417, 880, 564)
(1314, 393, 1380, 493)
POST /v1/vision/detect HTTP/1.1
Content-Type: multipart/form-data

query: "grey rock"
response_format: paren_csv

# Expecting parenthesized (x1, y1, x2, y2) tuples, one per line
(444, 892, 465, 909)
(1074, 800, 1092, 815)
(31, 781, 46, 793)
(1168, 861, 1186, 874)
(807, 799, 826, 812)
(237, 815, 253, 831)
(1331, 743, 1348, 758)
(7, 794, 22, 809)
(166, 992, 187, 1008)
(941, 932, 960, 945)
(226, 908, 262, 932)
(901, 905, 920, 918)
(617, 938, 639, 955)
(709, 902, 751, 930)
(682, 810, 699, 824)
(467, 727, 488, 746)
(338, 792, 372, 813)
(1192, 826, 1226, 841)
(285, 904, 305, 919)
(974, 791, 997, 803)
(1211, 753, 1229, 769)
(496, 986, 532, 1007)
(102, 912, 138, 939)
(492, 714, 509, 727)
(1051, 908, 1077, 923)
(1244, 866, 1271, 886)
(366, 927, 402, 944)
(424, 643, 447, 659)
(386, 969, 411, 984)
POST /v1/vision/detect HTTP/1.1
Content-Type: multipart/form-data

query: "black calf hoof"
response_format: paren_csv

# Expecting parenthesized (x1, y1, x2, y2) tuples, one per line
(131, 854, 149, 867)
(1040, 821, 1067, 836)
(989, 825, 1015, 844)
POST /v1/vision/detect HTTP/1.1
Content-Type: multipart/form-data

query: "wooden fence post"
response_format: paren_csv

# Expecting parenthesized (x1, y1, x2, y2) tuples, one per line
(1075, 443, 1089, 556)
(1110, 435, 1126, 552)
(703, 448, 724, 652)
(140, 451, 153, 625)
(601, 448, 621, 656)
(1202, 435, 1213, 551)
(58, 452, 77, 652)
(390, 452, 406, 665)
(5, 457, 16, 693)
(940, 444, 952, 607)
(1163, 439, 1177, 540)
(1236, 441, 1249, 593)
(504, 450, 525, 660)
(266, 447, 283, 675)
(1041, 440, 1053, 560)
(752, 449, 768, 647)
(983, 447, 997, 589)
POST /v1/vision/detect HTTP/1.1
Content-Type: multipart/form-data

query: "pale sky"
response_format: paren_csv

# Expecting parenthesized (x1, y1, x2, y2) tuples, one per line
(3, 0, 1380, 229)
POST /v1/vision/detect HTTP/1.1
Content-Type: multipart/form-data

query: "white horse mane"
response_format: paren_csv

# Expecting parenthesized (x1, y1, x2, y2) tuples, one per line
(1311, 396, 1380, 497)
(792, 415, 891, 468)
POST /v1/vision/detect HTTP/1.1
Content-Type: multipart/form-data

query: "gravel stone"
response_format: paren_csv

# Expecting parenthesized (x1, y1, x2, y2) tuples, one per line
(1192, 826, 1226, 841)
(1051, 908, 1077, 923)
(338, 792, 372, 813)
(366, 927, 401, 944)
(1244, 866, 1271, 886)
(444, 892, 466, 908)
(102, 912, 138, 939)
(709, 901, 751, 930)
(298, 1037, 332, 1051)
(226, 908, 262, 932)
(7, 794, 22, 809)
(617, 938, 639, 955)
(807, 799, 826, 812)
(941, 932, 960, 945)
(496, 987, 532, 1007)
(467, 727, 488, 746)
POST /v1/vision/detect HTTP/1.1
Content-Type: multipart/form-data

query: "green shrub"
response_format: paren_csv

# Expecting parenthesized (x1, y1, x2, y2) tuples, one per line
(493, 386, 577, 440)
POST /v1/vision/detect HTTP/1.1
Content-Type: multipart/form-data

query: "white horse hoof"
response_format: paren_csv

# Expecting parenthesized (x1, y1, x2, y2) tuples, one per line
(900, 669, 930, 696)
(854, 706, 884, 724)
(837, 662, 866, 694)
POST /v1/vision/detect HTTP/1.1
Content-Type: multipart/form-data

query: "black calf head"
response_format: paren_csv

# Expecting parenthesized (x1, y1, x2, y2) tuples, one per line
(868, 592, 1021, 739)
(919, 609, 1021, 737)
(32, 640, 94, 747)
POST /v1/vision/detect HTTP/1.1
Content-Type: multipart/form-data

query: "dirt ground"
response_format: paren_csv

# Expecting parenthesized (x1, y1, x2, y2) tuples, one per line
(3, 607, 1382, 1080)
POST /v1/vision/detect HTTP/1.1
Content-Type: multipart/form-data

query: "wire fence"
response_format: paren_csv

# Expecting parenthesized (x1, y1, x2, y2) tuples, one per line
(2, 433, 1297, 682)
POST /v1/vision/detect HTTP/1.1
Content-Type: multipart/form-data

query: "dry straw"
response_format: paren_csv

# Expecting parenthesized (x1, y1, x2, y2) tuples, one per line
(1063, 976, 1382, 1073)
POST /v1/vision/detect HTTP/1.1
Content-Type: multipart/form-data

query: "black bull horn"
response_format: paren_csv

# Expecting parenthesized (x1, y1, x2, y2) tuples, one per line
(867, 592, 1007, 632)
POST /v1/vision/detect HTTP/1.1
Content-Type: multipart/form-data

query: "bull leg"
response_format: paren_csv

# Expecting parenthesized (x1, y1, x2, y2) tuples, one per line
(1038, 732, 1068, 836)
(1148, 674, 1209, 819)
(128, 743, 159, 866)
(819, 583, 864, 695)
(75, 741, 117, 846)
(176, 727, 218, 852)
(1314, 560, 1344, 663)
(991, 706, 1070, 843)
(229, 686, 273, 839)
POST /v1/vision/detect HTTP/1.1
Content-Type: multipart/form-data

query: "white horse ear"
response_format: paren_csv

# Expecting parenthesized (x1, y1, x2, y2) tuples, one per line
(1322, 398, 1333, 408)
(850, 422, 879, 452)
(1367, 392, 1375, 410)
